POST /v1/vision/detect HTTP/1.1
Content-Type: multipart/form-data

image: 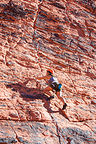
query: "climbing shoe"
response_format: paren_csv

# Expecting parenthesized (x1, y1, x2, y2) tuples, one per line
(62, 103, 67, 110)
(47, 96, 54, 101)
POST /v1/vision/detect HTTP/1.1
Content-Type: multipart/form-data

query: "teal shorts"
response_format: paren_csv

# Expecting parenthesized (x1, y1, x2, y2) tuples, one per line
(50, 83, 62, 92)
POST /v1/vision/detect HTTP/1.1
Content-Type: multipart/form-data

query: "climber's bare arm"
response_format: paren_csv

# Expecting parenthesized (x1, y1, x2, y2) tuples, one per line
(35, 75, 51, 80)
(28, 75, 50, 81)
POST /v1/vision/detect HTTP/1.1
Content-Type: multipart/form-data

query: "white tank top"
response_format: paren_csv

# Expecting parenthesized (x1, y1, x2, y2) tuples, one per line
(48, 76, 59, 85)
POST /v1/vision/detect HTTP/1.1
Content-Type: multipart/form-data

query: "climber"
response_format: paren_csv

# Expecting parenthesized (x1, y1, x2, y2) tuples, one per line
(35, 69, 67, 110)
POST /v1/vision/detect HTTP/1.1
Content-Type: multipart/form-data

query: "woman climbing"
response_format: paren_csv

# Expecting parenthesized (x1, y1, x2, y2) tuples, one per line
(35, 69, 67, 110)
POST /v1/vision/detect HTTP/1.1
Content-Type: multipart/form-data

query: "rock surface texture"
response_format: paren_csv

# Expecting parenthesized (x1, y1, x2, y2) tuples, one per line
(0, 0, 96, 143)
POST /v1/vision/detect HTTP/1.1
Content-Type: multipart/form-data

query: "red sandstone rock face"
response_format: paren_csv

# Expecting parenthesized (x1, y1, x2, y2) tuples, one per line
(0, 0, 96, 143)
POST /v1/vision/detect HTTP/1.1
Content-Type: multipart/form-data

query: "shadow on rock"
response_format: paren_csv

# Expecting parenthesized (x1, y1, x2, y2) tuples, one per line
(5, 80, 59, 114)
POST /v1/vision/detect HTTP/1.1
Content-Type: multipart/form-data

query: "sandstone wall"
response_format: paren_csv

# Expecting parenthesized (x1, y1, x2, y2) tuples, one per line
(0, 0, 96, 143)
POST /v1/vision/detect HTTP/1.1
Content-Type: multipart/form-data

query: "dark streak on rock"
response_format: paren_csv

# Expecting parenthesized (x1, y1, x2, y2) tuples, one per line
(49, 2, 65, 10)
(0, 0, 27, 21)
